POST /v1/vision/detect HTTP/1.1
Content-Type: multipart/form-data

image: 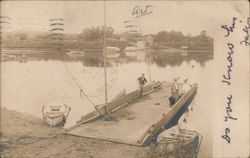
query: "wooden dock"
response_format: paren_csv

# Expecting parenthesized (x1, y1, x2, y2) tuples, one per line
(66, 82, 197, 146)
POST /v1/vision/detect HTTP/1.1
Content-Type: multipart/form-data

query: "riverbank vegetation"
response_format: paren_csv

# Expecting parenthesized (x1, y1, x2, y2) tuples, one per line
(0, 26, 213, 52)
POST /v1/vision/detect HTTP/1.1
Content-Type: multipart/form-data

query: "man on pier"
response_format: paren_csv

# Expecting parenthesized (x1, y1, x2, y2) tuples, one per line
(169, 77, 180, 106)
(181, 79, 191, 94)
(138, 73, 147, 99)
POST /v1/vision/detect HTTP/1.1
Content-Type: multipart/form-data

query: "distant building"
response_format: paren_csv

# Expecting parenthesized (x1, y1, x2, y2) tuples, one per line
(144, 35, 154, 46)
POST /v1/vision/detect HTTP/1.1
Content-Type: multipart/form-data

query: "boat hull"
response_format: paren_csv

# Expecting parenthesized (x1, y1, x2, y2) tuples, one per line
(44, 113, 65, 126)
(42, 104, 71, 127)
(154, 126, 201, 158)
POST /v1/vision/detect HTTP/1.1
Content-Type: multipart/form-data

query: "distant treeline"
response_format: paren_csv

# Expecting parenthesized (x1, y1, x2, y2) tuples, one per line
(0, 26, 213, 51)
(152, 30, 213, 50)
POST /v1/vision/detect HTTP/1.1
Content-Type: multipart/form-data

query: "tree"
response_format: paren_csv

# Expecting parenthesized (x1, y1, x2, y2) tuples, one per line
(154, 31, 168, 42)
(154, 31, 184, 43)
(77, 26, 114, 41)
(17, 33, 27, 42)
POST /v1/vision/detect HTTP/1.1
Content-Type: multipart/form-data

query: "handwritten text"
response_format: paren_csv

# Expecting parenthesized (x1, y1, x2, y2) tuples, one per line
(221, 17, 237, 37)
(221, 43, 234, 86)
(240, 17, 250, 46)
(132, 5, 153, 18)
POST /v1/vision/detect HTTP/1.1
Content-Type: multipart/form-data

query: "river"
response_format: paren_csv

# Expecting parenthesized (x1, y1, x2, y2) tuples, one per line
(1, 51, 213, 157)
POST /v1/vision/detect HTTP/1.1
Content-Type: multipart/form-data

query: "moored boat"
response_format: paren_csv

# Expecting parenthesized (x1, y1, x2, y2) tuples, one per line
(124, 46, 144, 57)
(154, 124, 202, 158)
(42, 103, 71, 127)
(66, 50, 85, 58)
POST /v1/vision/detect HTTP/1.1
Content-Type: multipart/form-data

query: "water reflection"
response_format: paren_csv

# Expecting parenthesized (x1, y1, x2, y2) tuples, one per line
(1, 50, 213, 68)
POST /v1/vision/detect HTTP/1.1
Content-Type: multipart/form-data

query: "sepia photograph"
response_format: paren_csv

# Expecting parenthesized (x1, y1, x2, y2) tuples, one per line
(0, 1, 249, 158)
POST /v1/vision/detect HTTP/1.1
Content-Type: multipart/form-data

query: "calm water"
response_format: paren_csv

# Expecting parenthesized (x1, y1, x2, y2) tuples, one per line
(1, 52, 213, 157)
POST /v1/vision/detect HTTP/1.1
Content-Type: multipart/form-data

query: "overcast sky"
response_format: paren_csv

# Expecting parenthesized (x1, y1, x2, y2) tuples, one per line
(1, 1, 249, 36)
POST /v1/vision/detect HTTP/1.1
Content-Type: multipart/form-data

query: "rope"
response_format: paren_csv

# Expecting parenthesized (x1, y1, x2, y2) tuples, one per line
(61, 61, 97, 107)
(83, 63, 119, 98)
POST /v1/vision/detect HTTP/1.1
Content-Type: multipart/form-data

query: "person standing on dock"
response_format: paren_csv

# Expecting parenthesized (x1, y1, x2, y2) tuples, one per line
(181, 79, 191, 94)
(169, 77, 180, 106)
(182, 78, 194, 111)
(138, 73, 147, 99)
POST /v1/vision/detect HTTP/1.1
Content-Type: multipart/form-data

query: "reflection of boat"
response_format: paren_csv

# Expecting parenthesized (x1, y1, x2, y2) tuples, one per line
(180, 46, 188, 56)
(124, 41, 147, 60)
(42, 104, 71, 127)
(180, 50, 188, 56)
(104, 47, 120, 58)
(156, 124, 202, 158)
(66, 50, 85, 58)
(124, 46, 144, 57)
(0, 53, 17, 61)
(124, 46, 146, 61)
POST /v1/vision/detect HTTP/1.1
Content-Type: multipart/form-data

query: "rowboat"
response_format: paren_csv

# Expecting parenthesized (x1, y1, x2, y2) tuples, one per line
(156, 124, 202, 158)
(42, 103, 71, 127)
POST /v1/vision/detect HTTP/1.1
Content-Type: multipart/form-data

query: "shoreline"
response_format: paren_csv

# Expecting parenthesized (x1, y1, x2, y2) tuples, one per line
(0, 107, 150, 158)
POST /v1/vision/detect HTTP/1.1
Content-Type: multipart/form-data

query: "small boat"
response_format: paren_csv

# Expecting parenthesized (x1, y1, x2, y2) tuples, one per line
(66, 50, 85, 58)
(42, 103, 71, 127)
(156, 124, 202, 158)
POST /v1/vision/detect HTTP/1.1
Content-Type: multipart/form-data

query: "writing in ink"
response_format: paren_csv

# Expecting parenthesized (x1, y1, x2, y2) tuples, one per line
(222, 128, 231, 143)
(240, 17, 250, 46)
(132, 5, 153, 18)
(222, 43, 234, 86)
(221, 17, 237, 37)
(224, 94, 237, 121)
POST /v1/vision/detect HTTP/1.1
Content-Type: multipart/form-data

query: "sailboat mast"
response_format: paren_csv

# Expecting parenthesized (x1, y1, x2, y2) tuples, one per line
(137, 19, 152, 84)
(103, 1, 108, 106)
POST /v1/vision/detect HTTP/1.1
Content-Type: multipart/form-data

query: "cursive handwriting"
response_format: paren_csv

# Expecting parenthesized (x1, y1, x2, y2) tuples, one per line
(132, 5, 153, 18)
(222, 128, 231, 143)
(221, 43, 234, 86)
(224, 94, 237, 121)
(221, 17, 237, 37)
(240, 17, 250, 46)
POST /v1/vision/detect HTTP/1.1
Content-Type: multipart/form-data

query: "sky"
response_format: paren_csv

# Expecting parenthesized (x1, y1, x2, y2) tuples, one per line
(0, 1, 249, 36)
